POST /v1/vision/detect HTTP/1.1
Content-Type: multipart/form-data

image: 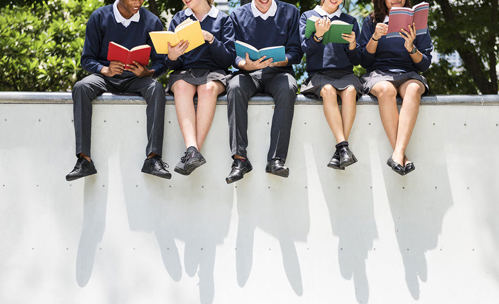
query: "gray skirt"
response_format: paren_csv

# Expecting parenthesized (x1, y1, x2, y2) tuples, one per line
(361, 70, 429, 95)
(166, 69, 228, 94)
(301, 70, 362, 99)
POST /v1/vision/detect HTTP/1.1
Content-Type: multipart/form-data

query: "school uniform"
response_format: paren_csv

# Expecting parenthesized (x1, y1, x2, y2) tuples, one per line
(359, 15, 433, 94)
(227, 0, 303, 162)
(166, 6, 235, 92)
(73, 1, 167, 158)
(299, 6, 362, 98)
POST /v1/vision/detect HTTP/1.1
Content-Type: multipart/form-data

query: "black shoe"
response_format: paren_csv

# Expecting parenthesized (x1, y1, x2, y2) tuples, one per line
(327, 150, 344, 170)
(174, 146, 206, 175)
(404, 161, 415, 174)
(338, 146, 357, 168)
(141, 156, 172, 179)
(265, 158, 289, 178)
(66, 157, 97, 181)
(387, 157, 406, 176)
(225, 158, 253, 184)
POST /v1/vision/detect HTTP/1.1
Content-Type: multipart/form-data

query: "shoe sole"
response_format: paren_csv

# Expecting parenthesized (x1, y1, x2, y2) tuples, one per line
(184, 158, 207, 174)
(265, 167, 289, 178)
(174, 166, 190, 175)
(225, 167, 252, 184)
(327, 163, 345, 170)
(65, 170, 97, 181)
(141, 169, 172, 179)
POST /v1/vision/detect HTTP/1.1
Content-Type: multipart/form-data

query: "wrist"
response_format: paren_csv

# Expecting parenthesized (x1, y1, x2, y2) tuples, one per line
(100, 66, 110, 76)
(408, 45, 418, 54)
(371, 35, 379, 41)
(313, 33, 324, 42)
(208, 35, 215, 44)
(349, 42, 356, 50)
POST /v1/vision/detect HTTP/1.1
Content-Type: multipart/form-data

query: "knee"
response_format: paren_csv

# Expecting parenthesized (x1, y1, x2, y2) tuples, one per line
(320, 84, 337, 100)
(171, 80, 192, 94)
(406, 82, 424, 96)
(72, 80, 89, 94)
(375, 83, 397, 99)
(198, 82, 219, 97)
(345, 85, 357, 96)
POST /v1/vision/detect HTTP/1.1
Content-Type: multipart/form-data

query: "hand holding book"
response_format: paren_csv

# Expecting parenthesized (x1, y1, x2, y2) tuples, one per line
(239, 53, 273, 71)
(168, 40, 189, 61)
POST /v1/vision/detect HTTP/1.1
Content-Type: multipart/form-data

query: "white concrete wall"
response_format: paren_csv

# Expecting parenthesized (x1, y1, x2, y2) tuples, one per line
(1, 98, 499, 304)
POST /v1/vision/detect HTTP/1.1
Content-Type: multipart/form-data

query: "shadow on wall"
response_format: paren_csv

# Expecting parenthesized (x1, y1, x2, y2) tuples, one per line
(380, 122, 453, 300)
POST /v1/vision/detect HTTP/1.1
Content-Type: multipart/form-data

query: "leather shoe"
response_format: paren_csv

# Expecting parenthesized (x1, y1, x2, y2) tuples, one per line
(66, 157, 97, 181)
(338, 146, 357, 168)
(175, 146, 206, 175)
(142, 156, 172, 179)
(387, 157, 406, 176)
(226, 158, 252, 184)
(404, 160, 415, 174)
(327, 150, 344, 170)
(265, 158, 289, 178)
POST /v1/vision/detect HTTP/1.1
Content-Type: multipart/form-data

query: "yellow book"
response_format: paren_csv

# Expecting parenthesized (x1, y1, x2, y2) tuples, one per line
(149, 19, 205, 54)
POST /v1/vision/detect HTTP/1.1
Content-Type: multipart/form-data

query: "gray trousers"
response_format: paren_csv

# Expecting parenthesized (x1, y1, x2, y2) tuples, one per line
(72, 72, 166, 157)
(227, 68, 297, 162)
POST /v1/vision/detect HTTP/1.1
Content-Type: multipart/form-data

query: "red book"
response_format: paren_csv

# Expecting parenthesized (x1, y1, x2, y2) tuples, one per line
(107, 41, 151, 68)
(387, 2, 429, 38)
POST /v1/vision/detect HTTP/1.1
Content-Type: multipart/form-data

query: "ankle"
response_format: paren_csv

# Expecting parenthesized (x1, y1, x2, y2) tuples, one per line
(78, 153, 92, 162)
(234, 154, 246, 160)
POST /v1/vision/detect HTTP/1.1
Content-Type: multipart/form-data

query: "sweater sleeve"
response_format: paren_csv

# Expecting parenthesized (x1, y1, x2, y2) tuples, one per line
(208, 15, 236, 69)
(344, 18, 361, 66)
(165, 15, 184, 71)
(413, 31, 433, 72)
(81, 12, 105, 74)
(285, 8, 304, 65)
(359, 16, 375, 69)
(149, 18, 167, 77)
(300, 13, 323, 56)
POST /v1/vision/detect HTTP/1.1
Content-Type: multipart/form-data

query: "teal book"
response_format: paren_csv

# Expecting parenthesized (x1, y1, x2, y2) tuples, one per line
(304, 16, 353, 44)
(235, 40, 286, 62)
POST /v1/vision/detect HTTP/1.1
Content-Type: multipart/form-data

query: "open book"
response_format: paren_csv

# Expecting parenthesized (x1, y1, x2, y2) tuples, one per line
(387, 2, 429, 38)
(235, 40, 286, 62)
(149, 18, 205, 54)
(107, 42, 151, 68)
(304, 16, 354, 44)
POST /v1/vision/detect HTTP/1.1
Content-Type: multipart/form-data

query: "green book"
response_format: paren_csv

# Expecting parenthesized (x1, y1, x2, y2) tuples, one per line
(304, 15, 354, 44)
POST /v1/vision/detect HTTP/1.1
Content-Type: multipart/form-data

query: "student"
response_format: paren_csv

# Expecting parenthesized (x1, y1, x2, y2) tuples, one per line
(359, 0, 432, 175)
(65, 0, 170, 181)
(225, 0, 303, 184)
(299, 0, 362, 170)
(166, 0, 235, 176)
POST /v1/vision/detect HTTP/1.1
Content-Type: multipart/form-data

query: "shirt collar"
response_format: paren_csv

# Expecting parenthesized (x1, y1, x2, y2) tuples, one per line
(251, 0, 277, 20)
(383, 15, 389, 23)
(113, 0, 140, 28)
(185, 6, 219, 22)
(313, 5, 342, 19)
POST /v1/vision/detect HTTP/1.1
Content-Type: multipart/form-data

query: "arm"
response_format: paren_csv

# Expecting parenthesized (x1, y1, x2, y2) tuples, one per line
(81, 12, 106, 74)
(206, 16, 236, 69)
(149, 19, 167, 77)
(283, 8, 304, 65)
(359, 16, 383, 68)
(342, 19, 361, 66)
(165, 15, 184, 70)
(403, 24, 433, 72)
(299, 13, 323, 56)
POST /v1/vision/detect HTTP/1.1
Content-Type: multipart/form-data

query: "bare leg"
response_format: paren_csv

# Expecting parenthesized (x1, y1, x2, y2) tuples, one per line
(337, 85, 357, 140)
(195, 81, 225, 150)
(396, 80, 425, 165)
(370, 81, 401, 164)
(171, 80, 198, 148)
(321, 84, 345, 143)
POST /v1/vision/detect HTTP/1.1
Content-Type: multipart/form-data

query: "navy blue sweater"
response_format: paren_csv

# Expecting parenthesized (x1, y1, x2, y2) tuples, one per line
(359, 15, 433, 73)
(230, 0, 303, 69)
(166, 9, 235, 71)
(300, 9, 361, 74)
(81, 5, 166, 77)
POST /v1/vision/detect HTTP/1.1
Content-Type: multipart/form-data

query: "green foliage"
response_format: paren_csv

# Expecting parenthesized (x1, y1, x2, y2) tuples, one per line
(0, 0, 105, 91)
(423, 60, 477, 94)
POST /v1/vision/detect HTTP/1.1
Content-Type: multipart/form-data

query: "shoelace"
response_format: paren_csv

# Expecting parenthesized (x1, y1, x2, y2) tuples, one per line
(180, 151, 188, 163)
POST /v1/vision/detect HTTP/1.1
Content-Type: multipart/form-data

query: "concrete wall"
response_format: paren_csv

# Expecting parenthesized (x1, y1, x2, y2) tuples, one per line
(1, 93, 499, 304)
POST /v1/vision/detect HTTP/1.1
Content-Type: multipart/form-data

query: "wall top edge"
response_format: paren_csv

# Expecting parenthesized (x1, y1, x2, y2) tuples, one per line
(0, 92, 498, 105)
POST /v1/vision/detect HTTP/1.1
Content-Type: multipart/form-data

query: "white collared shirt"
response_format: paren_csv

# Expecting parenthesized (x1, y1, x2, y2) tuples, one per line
(383, 16, 389, 23)
(113, 0, 140, 28)
(313, 5, 342, 19)
(185, 6, 219, 22)
(251, 0, 277, 20)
